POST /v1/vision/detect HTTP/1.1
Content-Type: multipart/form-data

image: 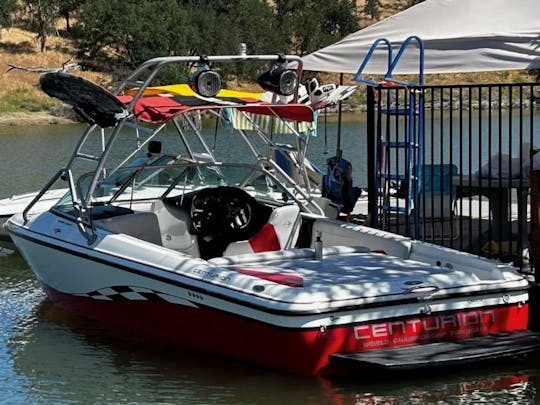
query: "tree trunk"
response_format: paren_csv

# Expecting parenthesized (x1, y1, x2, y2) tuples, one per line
(40, 31, 47, 52)
(64, 13, 70, 32)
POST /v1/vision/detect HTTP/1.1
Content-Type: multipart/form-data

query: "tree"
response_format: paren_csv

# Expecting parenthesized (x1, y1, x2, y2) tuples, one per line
(0, 0, 18, 40)
(75, 0, 191, 70)
(363, 0, 380, 19)
(57, 0, 83, 32)
(76, 0, 287, 80)
(25, 0, 61, 52)
(275, 0, 358, 56)
(182, 0, 286, 78)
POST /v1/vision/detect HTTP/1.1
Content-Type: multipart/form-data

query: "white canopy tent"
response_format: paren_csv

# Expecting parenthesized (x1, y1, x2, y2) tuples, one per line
(301, 0, 540, 75)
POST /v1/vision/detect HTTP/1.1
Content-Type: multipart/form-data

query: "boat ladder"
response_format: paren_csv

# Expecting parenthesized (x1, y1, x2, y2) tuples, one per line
(354, 36, 425, 237)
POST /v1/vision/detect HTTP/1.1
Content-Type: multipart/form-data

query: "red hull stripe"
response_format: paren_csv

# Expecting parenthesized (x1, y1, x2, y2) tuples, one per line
(43, 284, 529, 376)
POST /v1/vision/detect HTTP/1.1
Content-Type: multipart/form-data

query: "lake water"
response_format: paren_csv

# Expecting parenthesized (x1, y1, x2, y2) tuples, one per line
(1, 121, 540, 404)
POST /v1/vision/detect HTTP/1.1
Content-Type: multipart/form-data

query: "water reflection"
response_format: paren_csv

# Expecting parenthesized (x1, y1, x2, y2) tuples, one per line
(324, 369, 536, 404)
(9, 301, 332, 404)
(0, 253, 44, 403)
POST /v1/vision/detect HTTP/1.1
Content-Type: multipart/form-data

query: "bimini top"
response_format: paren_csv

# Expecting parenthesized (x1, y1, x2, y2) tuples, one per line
(117, 93, 315, 123)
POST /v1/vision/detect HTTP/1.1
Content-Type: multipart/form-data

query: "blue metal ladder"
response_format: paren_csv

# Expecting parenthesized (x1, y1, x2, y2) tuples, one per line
(354, 35, 425, 237)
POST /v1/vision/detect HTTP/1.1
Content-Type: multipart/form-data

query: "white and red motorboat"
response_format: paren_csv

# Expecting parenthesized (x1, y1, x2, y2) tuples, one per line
(6, 53, 540, 376)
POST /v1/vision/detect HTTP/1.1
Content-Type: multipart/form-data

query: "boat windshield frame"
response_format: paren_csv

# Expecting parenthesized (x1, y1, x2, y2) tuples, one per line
(51, 160, 309, 218)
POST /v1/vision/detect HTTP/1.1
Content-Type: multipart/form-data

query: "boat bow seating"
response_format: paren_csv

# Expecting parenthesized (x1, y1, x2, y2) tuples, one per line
(212, 245, 371, 266)
(311, 218, 412, 258)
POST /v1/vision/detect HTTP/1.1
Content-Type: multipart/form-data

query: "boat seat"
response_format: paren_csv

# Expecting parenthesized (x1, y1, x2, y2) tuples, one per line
(312, 196, 340, 219)
(223, 205, 301, 256)
(96, 211, 162, 245)
(151, 200, 200, 257)
(311, 218, 412, 259)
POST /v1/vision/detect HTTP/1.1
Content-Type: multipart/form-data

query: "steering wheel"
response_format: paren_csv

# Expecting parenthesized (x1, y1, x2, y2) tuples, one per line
(190, 186, 255, 238)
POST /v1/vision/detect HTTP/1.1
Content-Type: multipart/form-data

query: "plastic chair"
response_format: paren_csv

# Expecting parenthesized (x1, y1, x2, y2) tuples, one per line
(417, 163, 459, 239)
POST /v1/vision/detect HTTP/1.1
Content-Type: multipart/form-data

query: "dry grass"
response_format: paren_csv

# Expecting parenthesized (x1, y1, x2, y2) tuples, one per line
(0, 27, 112, 114)
(315, 70, 537, 88)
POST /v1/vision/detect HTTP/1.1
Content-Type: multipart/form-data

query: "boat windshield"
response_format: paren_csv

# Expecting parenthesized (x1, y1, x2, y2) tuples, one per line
(53, 160, 297, 216)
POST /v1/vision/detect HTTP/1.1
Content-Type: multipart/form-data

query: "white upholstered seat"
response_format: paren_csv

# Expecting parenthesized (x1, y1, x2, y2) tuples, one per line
(223, 205, 301, 256)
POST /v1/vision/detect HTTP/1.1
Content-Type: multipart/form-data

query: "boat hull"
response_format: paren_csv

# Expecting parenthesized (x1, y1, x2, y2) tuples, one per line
(43, 283, 528, 375)
(7, 216, 531, 375)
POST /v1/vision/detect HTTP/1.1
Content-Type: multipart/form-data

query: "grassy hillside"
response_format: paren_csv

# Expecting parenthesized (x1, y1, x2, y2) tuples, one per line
(0, 27, 112, 124)
(0, 16, 536, 124)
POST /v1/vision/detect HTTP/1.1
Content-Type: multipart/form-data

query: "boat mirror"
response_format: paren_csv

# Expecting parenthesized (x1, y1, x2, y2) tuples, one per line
(189, 60, 222, 98)
(148, 140, 162, 156)
(257, 56, 298, 96)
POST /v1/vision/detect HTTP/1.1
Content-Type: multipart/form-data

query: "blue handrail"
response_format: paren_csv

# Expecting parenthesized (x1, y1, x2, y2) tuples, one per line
(384, 35, 425, 86)
(353, 37, 393, 87)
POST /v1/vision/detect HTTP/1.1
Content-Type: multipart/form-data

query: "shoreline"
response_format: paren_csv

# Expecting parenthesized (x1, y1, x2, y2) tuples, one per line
(0, 96, 534, 127)
(0, 111, 76, 126)
(0, 109, 354, 127)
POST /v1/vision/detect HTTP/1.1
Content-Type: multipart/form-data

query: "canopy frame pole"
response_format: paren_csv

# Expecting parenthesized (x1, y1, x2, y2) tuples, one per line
(366, 86, 377, 227)
(335, 74, 344, 156)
